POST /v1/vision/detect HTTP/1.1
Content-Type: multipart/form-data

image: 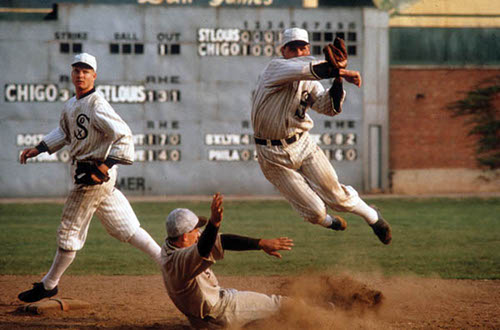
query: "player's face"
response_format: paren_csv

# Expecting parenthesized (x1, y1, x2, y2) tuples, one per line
(282, 43, 310, 59)
(71, 65, 96, 94)
(184, 227, 201, 246)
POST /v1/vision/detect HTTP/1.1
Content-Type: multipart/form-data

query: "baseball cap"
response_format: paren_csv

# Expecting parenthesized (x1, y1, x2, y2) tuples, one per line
(281, 28, 309, 48)
(72, 53, 97, 72)
(166, 208, 208, 238)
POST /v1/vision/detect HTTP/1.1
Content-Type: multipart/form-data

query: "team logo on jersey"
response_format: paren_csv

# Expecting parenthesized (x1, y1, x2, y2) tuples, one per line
(295, 91, 311, 120)
(74, 114, 89, 140)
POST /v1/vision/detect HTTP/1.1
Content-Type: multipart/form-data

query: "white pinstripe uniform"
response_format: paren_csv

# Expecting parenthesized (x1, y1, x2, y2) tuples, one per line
(17, 54, 162, 302)
(43, 90, 140, 250)
(251, 55, 362, 227)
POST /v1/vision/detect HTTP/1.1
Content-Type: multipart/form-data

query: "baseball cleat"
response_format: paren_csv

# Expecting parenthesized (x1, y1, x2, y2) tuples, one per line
(328, 215, 347, 231)
(370, 207, 392, 245)
(18, 282, 58, 303)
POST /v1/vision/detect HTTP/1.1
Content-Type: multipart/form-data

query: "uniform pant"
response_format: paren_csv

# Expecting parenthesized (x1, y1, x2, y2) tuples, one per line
(57, 166, 140, 251)
(190, 289, 282, 329)
(256, 132, 360, 225)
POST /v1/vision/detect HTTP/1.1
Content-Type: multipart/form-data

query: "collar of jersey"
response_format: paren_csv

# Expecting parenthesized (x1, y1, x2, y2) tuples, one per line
(77, 87, 96, 100)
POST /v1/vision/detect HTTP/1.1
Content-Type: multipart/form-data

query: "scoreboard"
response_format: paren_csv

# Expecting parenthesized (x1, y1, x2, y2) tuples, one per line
(0, 1, 389, 197)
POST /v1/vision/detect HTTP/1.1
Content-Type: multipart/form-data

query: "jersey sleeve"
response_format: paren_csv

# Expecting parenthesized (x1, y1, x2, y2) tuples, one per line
(43, 111, 70, 154)
(220, 234, 260, 251)
(309, 80, 346, 116)
(261, 57, 326, 87)
(92, 99, 134, 165)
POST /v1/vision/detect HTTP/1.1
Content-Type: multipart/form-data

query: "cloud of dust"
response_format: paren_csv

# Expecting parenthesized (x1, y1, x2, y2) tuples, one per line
(244, 271, 388, 330)
(243, 270, 461, 330)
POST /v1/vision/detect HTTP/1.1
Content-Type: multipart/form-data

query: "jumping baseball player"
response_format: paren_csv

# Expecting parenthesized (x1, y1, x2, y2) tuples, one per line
(161, 193, 294, 328)
(17, 53, 162, 303)
(251, 28, 392, 244)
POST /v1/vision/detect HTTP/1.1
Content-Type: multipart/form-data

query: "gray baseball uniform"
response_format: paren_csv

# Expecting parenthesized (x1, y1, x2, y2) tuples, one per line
(251, 56, 361, 227)
(42, 89, 140, 250)
(161, 235, 282, 329)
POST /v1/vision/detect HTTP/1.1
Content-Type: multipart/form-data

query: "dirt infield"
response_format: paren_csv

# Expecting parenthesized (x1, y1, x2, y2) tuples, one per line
(1, 274, 499, 329)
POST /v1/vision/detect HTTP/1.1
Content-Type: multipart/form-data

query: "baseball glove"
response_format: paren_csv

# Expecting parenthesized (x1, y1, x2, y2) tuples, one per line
(74, 162, 110, 185)
(323, 37, 348, 69)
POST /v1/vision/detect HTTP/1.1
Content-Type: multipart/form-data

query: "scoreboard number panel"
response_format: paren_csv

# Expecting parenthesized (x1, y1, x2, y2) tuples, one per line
(0, 3, 389, 197)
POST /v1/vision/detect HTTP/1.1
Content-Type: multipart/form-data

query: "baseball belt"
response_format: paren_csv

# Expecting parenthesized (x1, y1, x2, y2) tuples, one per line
(254, 132, 303, 146)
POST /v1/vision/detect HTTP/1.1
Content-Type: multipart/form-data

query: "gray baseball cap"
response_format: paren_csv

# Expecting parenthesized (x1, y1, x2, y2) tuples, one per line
(281, 27, 309, 48)
(72, 53, 97, 72)
(166, 208, 208, 238)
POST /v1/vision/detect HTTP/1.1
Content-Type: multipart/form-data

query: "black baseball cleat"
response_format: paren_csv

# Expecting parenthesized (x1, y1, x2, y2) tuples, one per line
(328, 215, 347, 231)
(18, 282, 58, 303)
(370, 207, 392, 245)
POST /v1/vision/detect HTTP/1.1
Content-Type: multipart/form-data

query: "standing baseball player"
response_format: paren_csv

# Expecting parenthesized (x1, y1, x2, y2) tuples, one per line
(161, 193, 294, 328)
(17, 53, 162, 303)
(251, 28, 392, 244)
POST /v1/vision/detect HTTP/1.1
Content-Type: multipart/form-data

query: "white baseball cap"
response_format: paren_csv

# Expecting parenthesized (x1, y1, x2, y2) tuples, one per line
(166, 208, 208, 238)
(72, 53, 97, 72)
(281, 28, 309, 48)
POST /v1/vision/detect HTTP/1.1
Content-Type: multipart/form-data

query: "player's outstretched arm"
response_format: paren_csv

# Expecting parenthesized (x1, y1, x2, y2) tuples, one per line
(197, 192, 224, 258)
(258, 237, 294, 259)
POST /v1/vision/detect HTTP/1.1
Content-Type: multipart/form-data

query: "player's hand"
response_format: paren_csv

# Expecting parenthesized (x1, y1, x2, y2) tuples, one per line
(259, 237, 294, 259)
(339, 69, 362, 87)
(90, 163, 109, 184)
(209, 192, 224, 227)
(20, 148, 40, 164)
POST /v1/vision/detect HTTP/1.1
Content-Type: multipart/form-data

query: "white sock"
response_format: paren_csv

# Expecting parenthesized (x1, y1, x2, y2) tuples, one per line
(318, 214, 334, 228)
(350, 200, 379, 225)
(128, 227, 162, 265)
(42, 248, 76, 290)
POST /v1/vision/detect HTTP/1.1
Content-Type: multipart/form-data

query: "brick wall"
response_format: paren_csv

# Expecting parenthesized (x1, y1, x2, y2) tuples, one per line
(389, 68, 499, 170)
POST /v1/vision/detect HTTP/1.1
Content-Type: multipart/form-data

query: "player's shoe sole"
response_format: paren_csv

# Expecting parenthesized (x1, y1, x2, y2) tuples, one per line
(329, 215, 347, 231)
(18, 282, 58, 303)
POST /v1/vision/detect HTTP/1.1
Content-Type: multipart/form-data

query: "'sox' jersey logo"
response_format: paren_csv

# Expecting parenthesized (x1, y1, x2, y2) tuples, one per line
(74, 114, 90, 140)
(295, 91, 311, 120)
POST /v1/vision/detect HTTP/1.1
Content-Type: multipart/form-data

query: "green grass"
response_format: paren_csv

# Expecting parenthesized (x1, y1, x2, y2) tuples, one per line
(1, 197, 499, 279)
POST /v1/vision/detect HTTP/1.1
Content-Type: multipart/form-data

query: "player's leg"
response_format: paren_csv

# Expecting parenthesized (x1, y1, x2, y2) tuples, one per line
(301, 146, 392, 244)
(95, 175, 161, 265)
(18, 183, 104, 302)
(128, 226, 162, 265)
(258, 153, 342, 229)
(40, 248, 76, 290)
(212, 289, 283, 327)
(17, 248, 75, 303)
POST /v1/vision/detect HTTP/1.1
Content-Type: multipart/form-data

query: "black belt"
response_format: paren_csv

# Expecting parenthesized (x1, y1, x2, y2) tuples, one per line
(74, 160, 97, 166)
(254, 133, 302, 146)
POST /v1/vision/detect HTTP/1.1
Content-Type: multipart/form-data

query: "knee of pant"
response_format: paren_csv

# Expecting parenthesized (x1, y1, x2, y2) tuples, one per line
(57, 239, 84, 251)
